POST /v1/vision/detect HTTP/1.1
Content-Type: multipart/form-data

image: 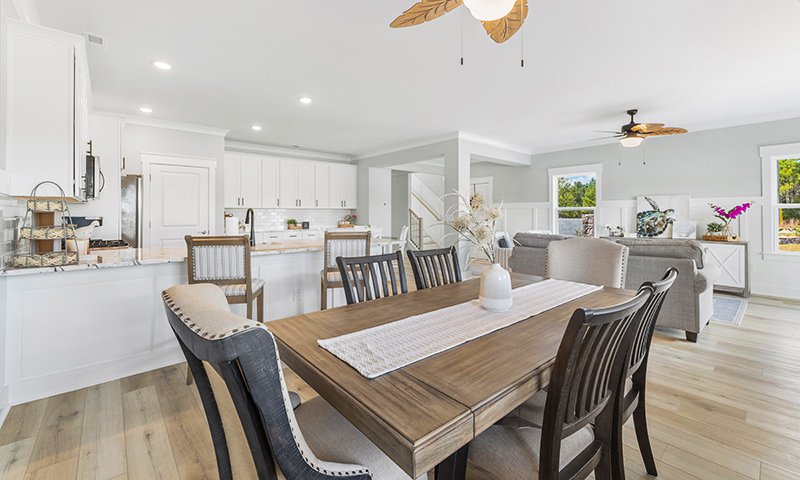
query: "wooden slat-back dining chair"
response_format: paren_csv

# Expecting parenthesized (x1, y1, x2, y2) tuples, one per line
(406, 246, 461, 290)
(336, 251, 408, 305)
(185, 235, 264, 322)
(611, 268, 678, 479)
(467, 288, 652, 480)
(321, 230, 371, 309)
(162, 284, 426, 480)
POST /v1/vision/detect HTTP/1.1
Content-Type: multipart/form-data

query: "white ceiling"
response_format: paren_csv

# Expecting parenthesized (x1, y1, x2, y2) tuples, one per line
(34, 0, 800, 157)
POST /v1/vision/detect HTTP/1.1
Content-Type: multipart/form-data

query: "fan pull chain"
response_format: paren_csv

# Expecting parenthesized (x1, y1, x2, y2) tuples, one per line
(460, 7, 465, 66)
(520, 1, 525, 67)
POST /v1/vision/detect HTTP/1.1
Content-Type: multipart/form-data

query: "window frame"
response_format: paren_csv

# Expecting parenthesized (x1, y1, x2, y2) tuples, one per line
(760, 143, 800, 258)
(548, 163, 603, 237)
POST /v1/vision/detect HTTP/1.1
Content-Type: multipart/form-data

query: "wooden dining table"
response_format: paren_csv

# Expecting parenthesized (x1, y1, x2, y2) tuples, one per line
(267, 273, 635, 480)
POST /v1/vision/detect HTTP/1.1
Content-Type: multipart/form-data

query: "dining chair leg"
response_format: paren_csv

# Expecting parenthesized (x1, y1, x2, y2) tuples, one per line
(320, 279, 327, 310)
(633, 401, 658, 476)
(186, 368, 193, 385)
(257, 291, 264, 323)
(434, 445, 468, 480)
(246, 297, 253, 320)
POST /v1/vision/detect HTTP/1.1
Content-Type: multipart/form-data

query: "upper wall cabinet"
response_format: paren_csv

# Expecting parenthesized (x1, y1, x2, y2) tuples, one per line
(330, 164, 358, 209)
(224, 153, 262, 208)
(3, 19, 92, 199)
(223, 151, 357, 209)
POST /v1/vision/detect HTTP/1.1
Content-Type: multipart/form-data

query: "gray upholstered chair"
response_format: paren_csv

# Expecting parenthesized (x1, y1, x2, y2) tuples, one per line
(546, 237, 629, 288)
(467, 288, 652, 480)
(321, 230, 371, 309)
(162, 283, 426, 480)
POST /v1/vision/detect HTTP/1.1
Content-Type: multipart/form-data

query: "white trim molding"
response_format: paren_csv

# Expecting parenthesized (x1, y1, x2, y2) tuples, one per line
(225, 140, 352, 163)
(125, 115, 229, 137)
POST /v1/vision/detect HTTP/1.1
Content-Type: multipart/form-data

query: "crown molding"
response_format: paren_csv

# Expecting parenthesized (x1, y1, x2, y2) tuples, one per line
(225, 140, 352, 163)
(456, 131, 533, 155)
(355, 131, 535, 161)
(8, 0, 39, 24)
(124, 115, 229, 137)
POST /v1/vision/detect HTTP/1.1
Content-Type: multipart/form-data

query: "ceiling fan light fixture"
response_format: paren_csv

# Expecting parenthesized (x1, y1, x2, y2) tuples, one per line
(620, 135, 644, 148)
(462, 0, 517, 21)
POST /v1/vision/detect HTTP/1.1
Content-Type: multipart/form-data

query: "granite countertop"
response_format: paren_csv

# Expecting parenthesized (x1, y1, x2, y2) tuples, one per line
(2, 240, 325, 276)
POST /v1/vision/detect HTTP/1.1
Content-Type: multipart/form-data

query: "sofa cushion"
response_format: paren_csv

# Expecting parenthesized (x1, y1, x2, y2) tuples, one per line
(513, 233, 569, 249)
(611, 238, 705, 269)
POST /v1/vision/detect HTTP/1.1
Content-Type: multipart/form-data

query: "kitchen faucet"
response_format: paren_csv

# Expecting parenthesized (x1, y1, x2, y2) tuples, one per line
(244, 208, 256, 246)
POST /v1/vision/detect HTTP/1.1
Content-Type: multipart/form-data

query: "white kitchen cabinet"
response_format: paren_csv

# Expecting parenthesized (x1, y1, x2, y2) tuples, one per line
(302, 230, 321, 240)
(280, 159, 315, 208)
(314, 163, 330, 208)
(283, 230, 302, 241)
(261, 156, 280, 208)
(341, 164, 358, 209)
(224, 153, 262, 207)
(328, 163, 358, 209)
(3, 19, 91, 199)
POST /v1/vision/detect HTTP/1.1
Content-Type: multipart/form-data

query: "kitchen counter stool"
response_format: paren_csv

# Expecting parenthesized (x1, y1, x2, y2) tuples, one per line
(185, 235, 265, 383)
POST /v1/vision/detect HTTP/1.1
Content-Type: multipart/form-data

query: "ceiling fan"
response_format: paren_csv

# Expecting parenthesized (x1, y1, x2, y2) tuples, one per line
(598, 109, 688, 148)
(390, 0, 528, 44)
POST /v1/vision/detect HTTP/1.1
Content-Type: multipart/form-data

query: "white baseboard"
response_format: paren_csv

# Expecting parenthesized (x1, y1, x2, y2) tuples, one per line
(751, 284, 800, 301)
(8, 347, 185, 406)
(0, 385, 10, 431)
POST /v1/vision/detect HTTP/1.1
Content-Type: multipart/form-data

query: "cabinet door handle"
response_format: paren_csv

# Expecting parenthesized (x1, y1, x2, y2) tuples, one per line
(316, 199, 318, 207)
(277, 198, 280, 207)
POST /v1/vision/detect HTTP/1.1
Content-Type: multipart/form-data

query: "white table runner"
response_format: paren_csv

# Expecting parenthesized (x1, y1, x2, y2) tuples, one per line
(318, 279, 603, 378)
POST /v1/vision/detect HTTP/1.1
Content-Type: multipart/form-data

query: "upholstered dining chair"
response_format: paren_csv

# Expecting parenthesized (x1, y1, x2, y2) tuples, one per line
(467, 288, 652, 480)
(406, 246, 462, 290)
(611, 267, 678, 479)
(185, 235, 264, 321)
(321, 230, 371, 309)
(162, 284, 427, 480)
(336, 251, 408, 305)
(546, 237, 630, 288)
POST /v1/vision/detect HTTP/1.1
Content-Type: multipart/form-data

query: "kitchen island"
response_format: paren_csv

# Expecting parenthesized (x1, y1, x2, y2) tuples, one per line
(0, 240, 331, 405)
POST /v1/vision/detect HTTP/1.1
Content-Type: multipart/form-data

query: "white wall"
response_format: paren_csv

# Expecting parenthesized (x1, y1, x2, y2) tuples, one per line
(368, 167, 392, 235)
(472, 116, 800, 299)
(123, 123, 226, 233)
(69, 113, 123, 239)
(391, 172, 409, 238)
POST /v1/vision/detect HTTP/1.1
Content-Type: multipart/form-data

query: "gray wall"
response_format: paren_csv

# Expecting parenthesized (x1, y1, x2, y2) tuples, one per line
(122, 124, 226, 234)
(472, 117, 800, 203)
(391, 172, 409, 238)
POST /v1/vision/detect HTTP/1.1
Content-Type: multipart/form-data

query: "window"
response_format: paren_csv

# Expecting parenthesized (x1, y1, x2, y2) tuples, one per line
(549, 164, 601, 237)
(761, 144, 800, 255)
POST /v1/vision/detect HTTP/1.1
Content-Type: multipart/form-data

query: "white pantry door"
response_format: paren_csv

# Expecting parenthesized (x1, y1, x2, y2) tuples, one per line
(143, 155, 216, 248)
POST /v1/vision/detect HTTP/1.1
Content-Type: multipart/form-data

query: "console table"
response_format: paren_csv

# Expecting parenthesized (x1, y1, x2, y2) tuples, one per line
(700, 240, 750, 296)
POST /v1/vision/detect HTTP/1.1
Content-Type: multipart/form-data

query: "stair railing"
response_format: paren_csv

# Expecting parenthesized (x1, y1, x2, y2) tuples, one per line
(409, 209, 423, 250)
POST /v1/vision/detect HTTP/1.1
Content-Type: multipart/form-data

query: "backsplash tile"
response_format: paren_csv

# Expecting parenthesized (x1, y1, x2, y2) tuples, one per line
(225, 208, 354, 231)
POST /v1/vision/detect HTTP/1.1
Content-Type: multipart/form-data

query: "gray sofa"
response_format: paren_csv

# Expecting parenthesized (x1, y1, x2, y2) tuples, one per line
(508, 233, 718, 342)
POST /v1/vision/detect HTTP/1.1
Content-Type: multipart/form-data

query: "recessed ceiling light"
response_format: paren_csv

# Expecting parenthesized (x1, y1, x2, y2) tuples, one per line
(298, 97, 313, 105)
(139, 106, 153, 114)
(251, 125, 263, 131)
(152, 61, 172, 70)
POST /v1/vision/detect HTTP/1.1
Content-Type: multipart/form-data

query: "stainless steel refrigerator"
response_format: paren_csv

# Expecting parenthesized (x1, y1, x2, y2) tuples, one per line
(120, 175, 143, 248)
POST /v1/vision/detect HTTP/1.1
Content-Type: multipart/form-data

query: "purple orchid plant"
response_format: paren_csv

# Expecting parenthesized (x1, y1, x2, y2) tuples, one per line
(709, 202, 753, 237)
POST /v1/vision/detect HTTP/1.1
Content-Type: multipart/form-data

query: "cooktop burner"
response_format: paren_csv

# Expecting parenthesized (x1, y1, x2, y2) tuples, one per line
(89, 239, 130, 249)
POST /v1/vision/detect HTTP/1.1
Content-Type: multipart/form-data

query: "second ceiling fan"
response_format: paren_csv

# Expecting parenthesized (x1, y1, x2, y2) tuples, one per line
(598, 109, 688, 148)
(390, 0, 528, 44)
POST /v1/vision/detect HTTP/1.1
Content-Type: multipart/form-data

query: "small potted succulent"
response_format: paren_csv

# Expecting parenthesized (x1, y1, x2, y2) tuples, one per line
(338, 213, 357, 228)
(704, 222, 725, 239)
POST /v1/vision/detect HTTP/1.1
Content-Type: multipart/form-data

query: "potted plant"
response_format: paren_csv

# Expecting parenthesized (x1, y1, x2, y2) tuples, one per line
(707, 202, 753, 240)
(444, 192, 510, 312)
(704, 222, 725, 240)
(338, 213, 357, 228)
(287, 218, 301, 230)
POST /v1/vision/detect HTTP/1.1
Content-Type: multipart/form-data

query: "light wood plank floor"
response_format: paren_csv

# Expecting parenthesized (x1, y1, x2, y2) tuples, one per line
(1, 295, 798, 480)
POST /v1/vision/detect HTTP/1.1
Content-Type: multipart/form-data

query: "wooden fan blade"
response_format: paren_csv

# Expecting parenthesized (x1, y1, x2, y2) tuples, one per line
(639, 127, 688, 137)
(390, 0, 462, 28)
(630, 123, 664, 133)
(481, 0, 528, 43)
(591, 135, 624, 141)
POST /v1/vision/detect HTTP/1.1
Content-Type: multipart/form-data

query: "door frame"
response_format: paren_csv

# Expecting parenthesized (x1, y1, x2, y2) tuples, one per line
(470, 176, 494, 205)
(141, 153, 217, 248)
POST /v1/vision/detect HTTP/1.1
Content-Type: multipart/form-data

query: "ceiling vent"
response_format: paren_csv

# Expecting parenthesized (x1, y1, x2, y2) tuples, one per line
(83, 32, 107, 52)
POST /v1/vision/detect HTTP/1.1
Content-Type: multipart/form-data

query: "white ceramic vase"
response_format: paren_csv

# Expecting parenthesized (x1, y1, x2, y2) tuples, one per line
(479, 262, 513, 312)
